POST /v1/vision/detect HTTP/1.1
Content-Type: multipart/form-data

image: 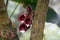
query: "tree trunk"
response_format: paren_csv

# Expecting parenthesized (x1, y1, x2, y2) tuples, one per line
(0, 0, 19, 40)
(0, 0, 10, 25)
(30, 0, 49, 40)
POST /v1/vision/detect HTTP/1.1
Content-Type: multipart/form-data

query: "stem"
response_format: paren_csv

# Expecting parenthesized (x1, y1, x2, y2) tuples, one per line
(10, 3, 20, 18)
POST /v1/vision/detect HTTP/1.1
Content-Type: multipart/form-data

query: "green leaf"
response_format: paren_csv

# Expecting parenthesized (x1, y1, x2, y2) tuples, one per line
(13, 0, 22, 3)
(12, 0, 38, 4)
(24, 0, 38, 4)
(46, 7, 57, 22)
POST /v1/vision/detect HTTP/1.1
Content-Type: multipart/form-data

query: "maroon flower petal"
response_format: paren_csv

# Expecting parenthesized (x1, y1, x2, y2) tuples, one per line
(19, 23, 27, 32)
(27, 13, 33, 19)
(24, 17, 32, 25)
(27, 5, 32, 13)
(18, 14, 26, 21)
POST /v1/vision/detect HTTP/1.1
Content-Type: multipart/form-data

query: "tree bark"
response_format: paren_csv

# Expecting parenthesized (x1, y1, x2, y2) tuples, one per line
(0, 0, 19, 40)
(30, 0, 49, 40)
(0, 0, 10, 25)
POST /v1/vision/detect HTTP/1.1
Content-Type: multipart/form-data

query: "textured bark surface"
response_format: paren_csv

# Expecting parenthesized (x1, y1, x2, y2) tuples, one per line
(0, 0, 19, 40)
(30, 0, 49, 40)
(0, 0, 10, 26)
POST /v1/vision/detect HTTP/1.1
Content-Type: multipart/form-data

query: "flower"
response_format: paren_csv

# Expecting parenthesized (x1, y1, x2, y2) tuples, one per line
(18, 14, 26, 21)
(18, 5, 33, 33)
(24, 17, 32, 25)
(26, 5, 32, 13)
(19, 23, 27, 32)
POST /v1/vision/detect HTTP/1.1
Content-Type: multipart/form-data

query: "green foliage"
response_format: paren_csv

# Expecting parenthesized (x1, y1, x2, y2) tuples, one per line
(24, 0, 37, 4)
(12, 0, 38, 4)
(13, 0, 22, 3)
(46, 7, 57, 22)
(12, 0, 38, 9)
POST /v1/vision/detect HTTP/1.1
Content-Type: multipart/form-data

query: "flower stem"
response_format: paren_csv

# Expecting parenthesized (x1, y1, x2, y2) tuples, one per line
(10, 3, 20, 18)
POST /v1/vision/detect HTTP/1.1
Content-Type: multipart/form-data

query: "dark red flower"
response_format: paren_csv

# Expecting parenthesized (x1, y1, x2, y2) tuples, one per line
(27, 13, 33, 18)
(24, 17, 32, 25)
(27, 5, 32, 13)
(18, 14, 26, 21)
(19, 23, 27, 32)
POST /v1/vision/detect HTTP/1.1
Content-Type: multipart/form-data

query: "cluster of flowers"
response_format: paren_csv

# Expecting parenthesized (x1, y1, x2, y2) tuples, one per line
(18, 5, 33, 33)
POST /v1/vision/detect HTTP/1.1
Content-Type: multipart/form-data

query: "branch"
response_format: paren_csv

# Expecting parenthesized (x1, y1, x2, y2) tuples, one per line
(30, 0, 49, 40)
